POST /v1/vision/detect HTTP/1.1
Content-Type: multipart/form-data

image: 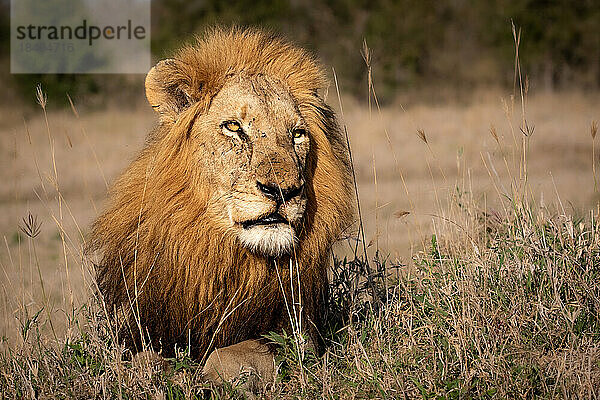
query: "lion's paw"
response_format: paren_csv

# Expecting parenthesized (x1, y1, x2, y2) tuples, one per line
(202, 339, 275, 392)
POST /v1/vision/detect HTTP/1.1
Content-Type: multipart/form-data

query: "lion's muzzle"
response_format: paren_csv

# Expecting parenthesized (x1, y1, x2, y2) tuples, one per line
(236, 178, 306, 257)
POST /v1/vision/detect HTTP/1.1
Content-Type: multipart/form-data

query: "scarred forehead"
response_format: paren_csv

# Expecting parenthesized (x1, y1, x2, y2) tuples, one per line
(208, 73, 302, 126)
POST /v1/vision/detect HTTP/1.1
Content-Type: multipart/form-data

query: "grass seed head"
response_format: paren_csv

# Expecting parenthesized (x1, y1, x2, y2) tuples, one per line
(417, 128, 428, 144)
(394, 210, 410, 219)
(490, 124, 499, 143)
(35, 84, 47, 109)
(20, 212, 41, 239)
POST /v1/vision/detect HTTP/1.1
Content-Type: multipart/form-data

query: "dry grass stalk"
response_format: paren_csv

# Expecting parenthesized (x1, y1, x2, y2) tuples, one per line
(592, 120, 598, 192)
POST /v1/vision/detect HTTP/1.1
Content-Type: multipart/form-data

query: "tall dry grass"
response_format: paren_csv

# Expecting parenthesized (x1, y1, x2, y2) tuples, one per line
(0, 28, 599, 398)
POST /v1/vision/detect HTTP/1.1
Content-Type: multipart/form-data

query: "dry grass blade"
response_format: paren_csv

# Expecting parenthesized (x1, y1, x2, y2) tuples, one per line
(592, 120, 598, 139)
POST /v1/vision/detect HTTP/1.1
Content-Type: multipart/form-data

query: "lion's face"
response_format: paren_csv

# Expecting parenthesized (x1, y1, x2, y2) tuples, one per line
(191, 74, 309, 256)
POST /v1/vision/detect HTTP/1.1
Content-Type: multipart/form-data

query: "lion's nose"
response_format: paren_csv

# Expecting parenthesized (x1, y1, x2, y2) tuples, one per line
(257, 181, 303, 204)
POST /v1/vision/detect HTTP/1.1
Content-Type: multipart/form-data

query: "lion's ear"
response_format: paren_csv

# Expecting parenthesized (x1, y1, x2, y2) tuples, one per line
(145, 59, 193, 120)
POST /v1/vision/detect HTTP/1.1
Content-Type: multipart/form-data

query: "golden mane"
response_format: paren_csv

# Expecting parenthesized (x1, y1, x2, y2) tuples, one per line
(89, 27, 354, 358)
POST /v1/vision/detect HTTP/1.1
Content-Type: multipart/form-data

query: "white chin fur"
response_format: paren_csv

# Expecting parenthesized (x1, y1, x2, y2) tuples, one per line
(238, 224, 297, 257)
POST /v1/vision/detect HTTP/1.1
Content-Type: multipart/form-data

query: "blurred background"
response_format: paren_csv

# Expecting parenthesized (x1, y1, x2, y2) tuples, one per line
(0, 0, 599, 337)
(0, 0, 599, 108)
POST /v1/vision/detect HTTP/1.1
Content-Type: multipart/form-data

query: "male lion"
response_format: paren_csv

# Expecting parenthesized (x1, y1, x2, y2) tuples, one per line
(89, 27, 353, 384)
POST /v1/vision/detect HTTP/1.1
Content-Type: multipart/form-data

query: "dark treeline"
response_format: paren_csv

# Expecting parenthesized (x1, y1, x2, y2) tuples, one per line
(153, 0, 600, 98)
(2, 0, 599, 106)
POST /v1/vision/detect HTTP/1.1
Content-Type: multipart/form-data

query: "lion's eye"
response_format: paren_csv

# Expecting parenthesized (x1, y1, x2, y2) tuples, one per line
(223, 121, 242, 133)
(292, 128, 307, 142)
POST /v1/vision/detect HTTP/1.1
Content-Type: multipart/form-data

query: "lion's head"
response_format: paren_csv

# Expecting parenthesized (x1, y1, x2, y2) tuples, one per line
(90, 27, 354, 357)
(152, 72, 309, 256)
